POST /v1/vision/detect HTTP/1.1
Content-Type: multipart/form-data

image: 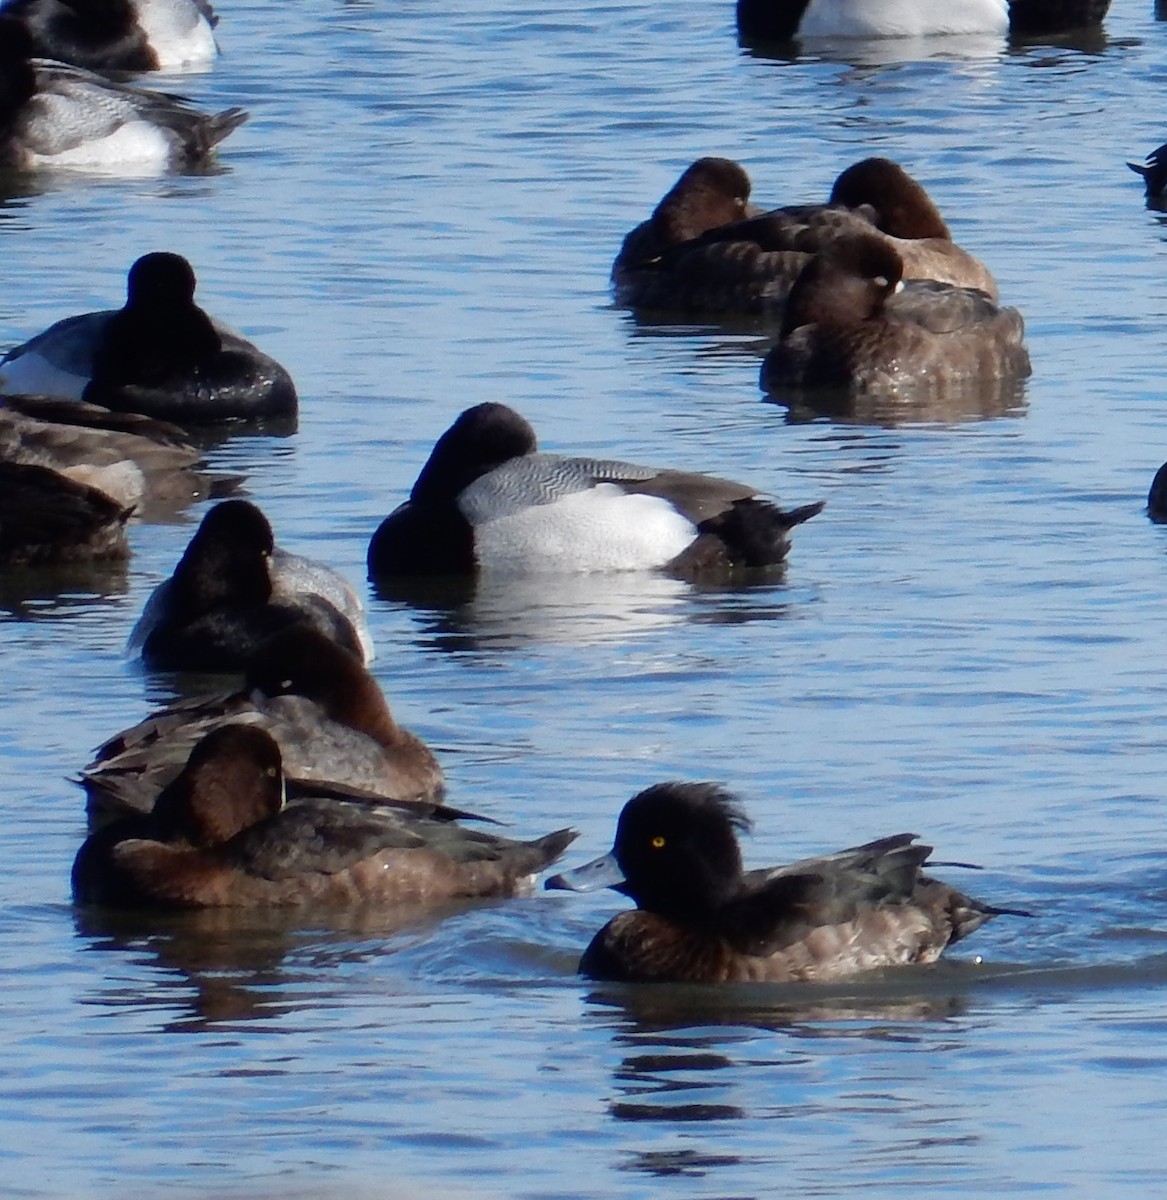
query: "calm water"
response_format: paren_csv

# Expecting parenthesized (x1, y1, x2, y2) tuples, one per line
(3, 1, 1167, 1196)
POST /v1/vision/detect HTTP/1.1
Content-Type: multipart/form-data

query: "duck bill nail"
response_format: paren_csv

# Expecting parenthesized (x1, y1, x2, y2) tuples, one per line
(544, 851, 625, 892)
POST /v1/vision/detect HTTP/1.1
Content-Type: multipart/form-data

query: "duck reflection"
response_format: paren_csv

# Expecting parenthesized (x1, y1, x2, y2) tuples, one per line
(0, 557, 128, 612)
(767, 375, 1029, 428)
(376, 569, 807, 653)
(72, 901, 472, 1031)
(586, 976, 971, 1140)
(739, 32, 1008, 67)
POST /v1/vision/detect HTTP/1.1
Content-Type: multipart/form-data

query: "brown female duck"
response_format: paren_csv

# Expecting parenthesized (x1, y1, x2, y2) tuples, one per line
(612, 156, 997, 316)
(82, 624, 442, 829)
(760, 233, 1029, 397)
(74, 724, 575, 909)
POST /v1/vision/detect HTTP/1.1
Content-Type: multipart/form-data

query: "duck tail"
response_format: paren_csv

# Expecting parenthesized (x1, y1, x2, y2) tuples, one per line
(528, 828, 579, 870)
(712, 497, 825, 568)
(205, 107, 249, 150)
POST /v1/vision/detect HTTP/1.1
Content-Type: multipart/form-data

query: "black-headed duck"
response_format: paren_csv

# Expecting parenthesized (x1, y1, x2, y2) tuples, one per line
(0, 458, 131, 564)
(760, 234, 1030, 397)
(128, 499, 371, 671)
(546, 782, 1024, 984)
(73, 724, 575, 909)
(367, 403, 823, 581)
(0, 253, 296, 425)
(1, 0, 219, 72)
(735, 0, 1107, 42)
(612, 156, 997, 316)
(0, 21, 242, 173)
(83, 624, 441, 828)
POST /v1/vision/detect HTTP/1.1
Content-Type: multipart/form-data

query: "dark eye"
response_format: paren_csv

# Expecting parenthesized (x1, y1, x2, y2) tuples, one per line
(650, 836, 666, 849)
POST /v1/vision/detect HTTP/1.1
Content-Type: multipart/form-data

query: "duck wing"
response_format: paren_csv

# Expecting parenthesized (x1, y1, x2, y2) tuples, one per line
(227, 800, 574, 881)
(461, 453, 757, 526)
(724, 834, 935, 955)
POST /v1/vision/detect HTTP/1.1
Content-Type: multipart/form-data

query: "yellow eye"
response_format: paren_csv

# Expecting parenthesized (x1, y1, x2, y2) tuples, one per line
(650, 836, 666, 849)
(265, 766, 278, 779)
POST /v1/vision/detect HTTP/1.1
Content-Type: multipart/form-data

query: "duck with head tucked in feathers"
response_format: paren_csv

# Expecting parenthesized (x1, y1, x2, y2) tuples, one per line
(0, 0, 219, 72)
(760, 233, 1030, 397)
(0, 253, 297, 424)
(367, 402, 823, 582)
(128, 499, 372, 672)
(73, 724, 576, 910)
(612, 156, 997, 317)
(547, 782, 1028, 984)
(0, 458, 131, 564)
(0, 393, 238, 516)
(82, 624, 441, 830)
(0, 20, 242, 173)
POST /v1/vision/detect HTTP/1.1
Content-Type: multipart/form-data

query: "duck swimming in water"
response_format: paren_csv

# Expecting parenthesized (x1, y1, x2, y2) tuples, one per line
(547, 781, 1027, 984)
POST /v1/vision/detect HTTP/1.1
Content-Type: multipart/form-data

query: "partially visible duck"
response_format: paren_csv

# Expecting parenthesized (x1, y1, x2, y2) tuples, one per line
(82, 624, 441, 828)
(73, 724, 576, 910)
(1007, 0, 1110, 37)
(613, 157, 997, 316)
(367, 403, 823, 581)
(0, 0, 218, 73)
(0, 457, 131, 563)
(128, 499, 371, 671)
(0, 253, 297, 424)
(1146, 462, 1167, 522)
(546, 782, 1024, 984)
(0, 393, 237, 514)
(735, 0, 1107, 42)
(760, 234, 1030, 396)
(1128, 141, 1167, 209)
(0, 20, 242, 173)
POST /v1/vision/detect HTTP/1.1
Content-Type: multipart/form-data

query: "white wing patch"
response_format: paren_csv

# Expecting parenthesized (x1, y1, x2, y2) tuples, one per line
(473, 484, 696, 574)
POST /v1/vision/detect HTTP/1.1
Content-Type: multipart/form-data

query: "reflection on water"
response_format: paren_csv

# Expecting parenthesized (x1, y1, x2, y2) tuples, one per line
(740, 32, 1010, 67)
(379, 569, 809, 651)
(768, 376, 1031, 427)
(73, 902, 476, 1031)
(0, 561, 128, 614)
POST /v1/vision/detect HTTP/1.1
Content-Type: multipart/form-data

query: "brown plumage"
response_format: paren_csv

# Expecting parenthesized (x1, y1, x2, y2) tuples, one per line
(73, 724, 576, 910)
(0, 395, 237, 516)
(612, 156, 998, 316)
(761, 234, 1030, 397)
(0, 459, 131, 564)
(81, 625, 444, 829)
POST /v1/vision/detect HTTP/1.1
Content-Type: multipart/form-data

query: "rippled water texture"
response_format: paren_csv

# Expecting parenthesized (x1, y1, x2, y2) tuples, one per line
(3, 1, 1167, 1196)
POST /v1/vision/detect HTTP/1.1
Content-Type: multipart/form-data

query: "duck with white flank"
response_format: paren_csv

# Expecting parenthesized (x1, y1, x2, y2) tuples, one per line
(367, 403, 823, 581)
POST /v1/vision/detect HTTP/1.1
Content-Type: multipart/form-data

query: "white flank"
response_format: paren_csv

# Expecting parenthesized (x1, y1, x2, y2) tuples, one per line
(0, 351, 90, 399)
(474, 485, 697, 574)
(799, 0, 1009, 37)
(26, 120, 172, 172)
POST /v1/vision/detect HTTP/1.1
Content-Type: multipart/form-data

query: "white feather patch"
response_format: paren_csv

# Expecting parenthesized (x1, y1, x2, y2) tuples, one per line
(473, 485, 697, 574)
(0, 350, 90, 399)
(134, 0, 219, 69)
(25, 120, 173, 172)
